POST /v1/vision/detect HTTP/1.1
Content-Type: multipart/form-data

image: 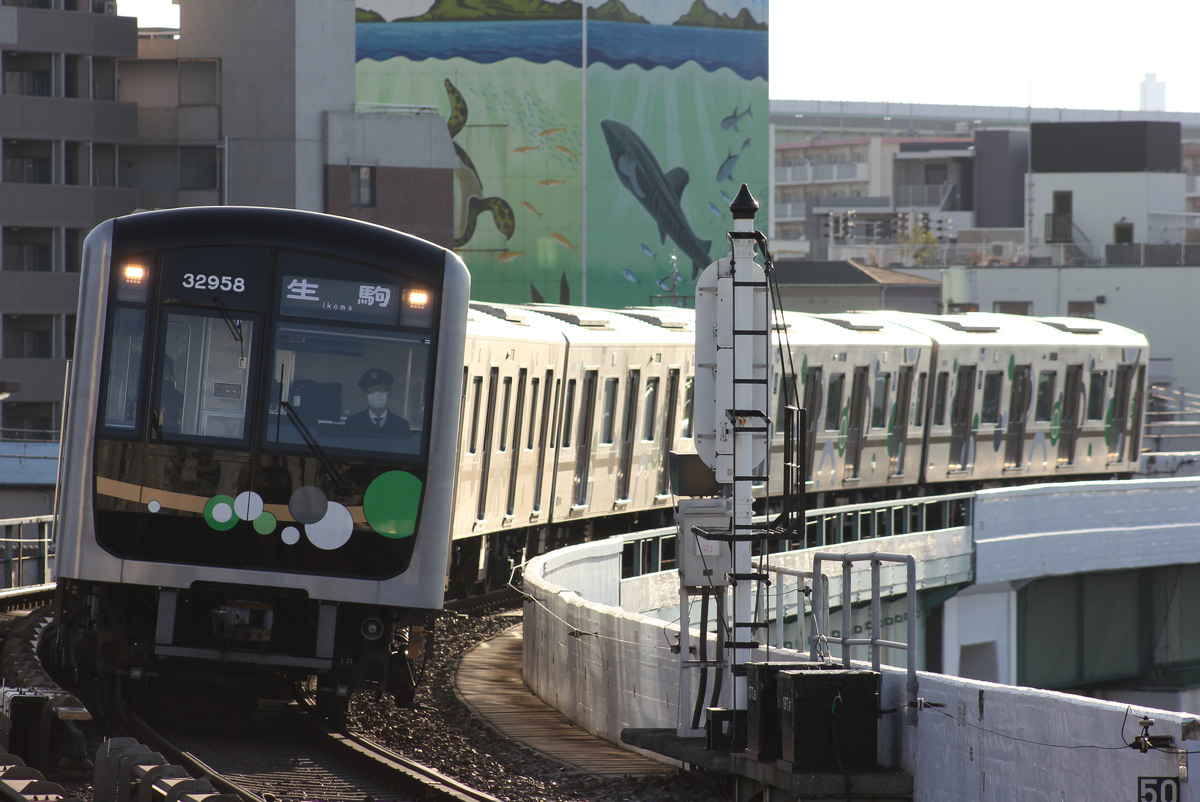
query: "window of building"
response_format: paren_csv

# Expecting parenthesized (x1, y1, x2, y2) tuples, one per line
(351, 165, 376, 208)
(2, 314, 53, 359)
(1067, 301, 1096, 318)
(993, 301, 1032, 316)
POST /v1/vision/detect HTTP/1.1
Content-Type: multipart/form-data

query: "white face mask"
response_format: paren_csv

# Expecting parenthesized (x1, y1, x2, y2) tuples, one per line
(366, 391, 389, 409)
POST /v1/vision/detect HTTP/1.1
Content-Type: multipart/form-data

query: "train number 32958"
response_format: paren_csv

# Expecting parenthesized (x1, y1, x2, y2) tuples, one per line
(182, 273, 246, 292)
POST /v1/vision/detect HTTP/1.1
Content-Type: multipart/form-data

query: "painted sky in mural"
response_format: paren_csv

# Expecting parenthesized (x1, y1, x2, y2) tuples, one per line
(355, 0, 769, 308)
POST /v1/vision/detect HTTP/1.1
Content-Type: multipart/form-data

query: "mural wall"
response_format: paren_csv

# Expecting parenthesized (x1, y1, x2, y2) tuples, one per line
(355, 0, 769, 309)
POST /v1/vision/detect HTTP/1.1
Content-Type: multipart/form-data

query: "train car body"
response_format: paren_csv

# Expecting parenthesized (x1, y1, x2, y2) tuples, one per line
(450, 302, 695, 592)
(53, 207, 469, 710)
(441, 305, 1148, 588)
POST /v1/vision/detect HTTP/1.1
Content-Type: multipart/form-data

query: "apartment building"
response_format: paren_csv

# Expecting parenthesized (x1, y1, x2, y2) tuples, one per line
(0, 0, 139, 442)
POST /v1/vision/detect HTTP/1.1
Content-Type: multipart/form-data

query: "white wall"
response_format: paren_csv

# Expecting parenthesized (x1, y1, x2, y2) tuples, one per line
(523, 480, 1200, 799)
(1030, 172, 1186, 247)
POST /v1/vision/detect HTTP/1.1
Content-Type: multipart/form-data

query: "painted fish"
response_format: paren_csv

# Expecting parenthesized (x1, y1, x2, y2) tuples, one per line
(707, 202, 723, 217)
(540, 127, 566, 137)
(554, 145, 579, 159)
(716, 138, 752, 183)
(551, 232, 577, 250)
(538, 179, 565, 187)
(656, 275, 675, 292)
(600, 119, 712, 278)
(720, 189, 733, 204)
(622, 270, 640, 283)
(497, 250, 524, 262)
(513, 145, 539, 153)
(721, 103, 753, 132)
(639, 243, 655, 258)
(521, 201, 542, 217)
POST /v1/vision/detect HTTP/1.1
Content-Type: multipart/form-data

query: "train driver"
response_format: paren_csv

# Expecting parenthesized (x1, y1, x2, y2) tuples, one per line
(345, 368, 411, 436)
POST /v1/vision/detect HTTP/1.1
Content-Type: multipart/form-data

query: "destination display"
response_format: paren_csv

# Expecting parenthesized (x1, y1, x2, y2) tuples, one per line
(279, 275, 400, 325)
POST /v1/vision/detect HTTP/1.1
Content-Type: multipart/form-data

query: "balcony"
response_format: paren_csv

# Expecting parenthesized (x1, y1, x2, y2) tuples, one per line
(0, 183, 137, 227)
(774, 201, 807, 222)
(0, 95, 138, 142)
(775, 161, 868, 185)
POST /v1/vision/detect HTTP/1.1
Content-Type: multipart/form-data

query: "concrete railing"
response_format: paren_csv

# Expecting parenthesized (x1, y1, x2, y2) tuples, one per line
(523, 481, 1200, 799)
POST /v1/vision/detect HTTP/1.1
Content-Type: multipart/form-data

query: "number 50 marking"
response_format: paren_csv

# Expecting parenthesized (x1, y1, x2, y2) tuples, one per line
(1140, 777, 1179, 802)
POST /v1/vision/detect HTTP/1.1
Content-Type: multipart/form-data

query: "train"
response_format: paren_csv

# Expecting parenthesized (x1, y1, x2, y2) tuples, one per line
(50, 207, 469, 717)
(48, 205, 1149, 717)
(448, 301, 1148, 594)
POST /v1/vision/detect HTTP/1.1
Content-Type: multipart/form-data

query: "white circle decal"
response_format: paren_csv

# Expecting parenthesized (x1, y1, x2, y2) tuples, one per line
(305, 502, 354, 550)
(281, 526, 301, 545)
(147, 500, 161, 513)
(212, 502, 234, 524)
(234, 491, 265, 521)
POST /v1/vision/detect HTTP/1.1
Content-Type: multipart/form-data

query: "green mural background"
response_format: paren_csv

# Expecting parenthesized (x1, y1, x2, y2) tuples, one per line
(355, 0, 769, 309)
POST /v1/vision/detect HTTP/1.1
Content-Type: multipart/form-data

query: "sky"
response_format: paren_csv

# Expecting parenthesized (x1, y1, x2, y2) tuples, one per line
(116, 0, 1200, 113)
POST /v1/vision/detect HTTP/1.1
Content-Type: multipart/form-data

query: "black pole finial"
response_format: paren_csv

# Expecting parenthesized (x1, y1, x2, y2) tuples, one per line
(730, 183, 758, 220)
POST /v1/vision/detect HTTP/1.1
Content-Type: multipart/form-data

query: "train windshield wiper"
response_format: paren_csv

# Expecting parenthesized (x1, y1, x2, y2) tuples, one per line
(212, 295, 246, 366)
(279, 401, 357, 496)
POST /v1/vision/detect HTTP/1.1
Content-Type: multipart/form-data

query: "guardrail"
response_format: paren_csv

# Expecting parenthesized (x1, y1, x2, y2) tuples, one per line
(0, 517, 54, 589)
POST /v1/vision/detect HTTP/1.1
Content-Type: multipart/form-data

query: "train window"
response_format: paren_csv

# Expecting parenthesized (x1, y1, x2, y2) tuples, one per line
(825, 373, 845, 430)
(981, 371, 1003, 424)
(1087, 371, 1107, 420)
(913, 372, 927, 427)
(468, 376, 483, 453)
(573, 371, 599, 506)
(802, 367, 822, 481)
(643, 377, 659, 441)
(1035, 371, 1057, 421)
(601, 378, 618, 444)
(533, 372, 555, 512)
(933, 372, 949, 426)
(476, 367, 499, 520)
(155, 310, 255, 442)
(658, 371, 680, 496)
(871, 373, 890, 428)
(561, 379, 577, 448)
(527, 377, 540, 450)
(499, 376, 512, 452)
(100, 307, 146, 432)
(263, 321, 432, 457)
(505, 369, 526, 516)
(681, 376, 695, 439)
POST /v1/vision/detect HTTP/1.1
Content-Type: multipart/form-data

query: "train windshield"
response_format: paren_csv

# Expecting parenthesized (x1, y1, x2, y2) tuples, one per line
(262, 248, 436, 459)
(264, 323, 432, 457)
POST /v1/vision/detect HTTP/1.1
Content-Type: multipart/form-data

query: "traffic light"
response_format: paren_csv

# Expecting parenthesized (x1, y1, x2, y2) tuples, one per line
(897, 211, 909, 237)
(919, 212, 931, 233)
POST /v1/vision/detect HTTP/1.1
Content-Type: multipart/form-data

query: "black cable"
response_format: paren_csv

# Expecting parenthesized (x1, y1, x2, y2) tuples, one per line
(923, 704, 1129, 750)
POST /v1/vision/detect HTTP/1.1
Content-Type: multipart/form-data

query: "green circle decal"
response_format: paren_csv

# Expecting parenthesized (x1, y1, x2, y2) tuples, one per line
(204, 495, 238, 531)
(364, 471, 423, 539)
(253, 511, 277, 535)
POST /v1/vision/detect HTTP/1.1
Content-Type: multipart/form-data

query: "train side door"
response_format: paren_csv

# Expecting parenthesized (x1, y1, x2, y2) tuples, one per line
(1057, 364, 1083, 466)
(890, 365, 913, 477)
(949, 364, 976, 472)
(1109, 364, 1134, 464)
(802, 366, 822, 482)
(843, 366, 869, 480)
(1005, 364, 1031, 468)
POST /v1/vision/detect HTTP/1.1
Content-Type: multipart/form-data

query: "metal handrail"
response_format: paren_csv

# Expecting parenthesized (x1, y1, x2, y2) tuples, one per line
(810, 550, 919, 725)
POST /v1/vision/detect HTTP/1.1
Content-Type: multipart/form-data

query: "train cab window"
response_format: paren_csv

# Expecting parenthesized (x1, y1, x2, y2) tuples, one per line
(825, 373, 845, 430)
(154, 310, 255, 442)
(981, 371, 1003, 424)
(1087, 371, 1107, 420)
(1035, 371, 1057, 421)
(871, 372, 890, 428)
(933, 372, 949, 425)
(264, 322, 431, 457)
(100, 307, 146, 432)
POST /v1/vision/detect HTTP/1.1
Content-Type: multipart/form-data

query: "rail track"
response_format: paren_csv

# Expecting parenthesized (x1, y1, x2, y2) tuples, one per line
(0, 586, 507, 802)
